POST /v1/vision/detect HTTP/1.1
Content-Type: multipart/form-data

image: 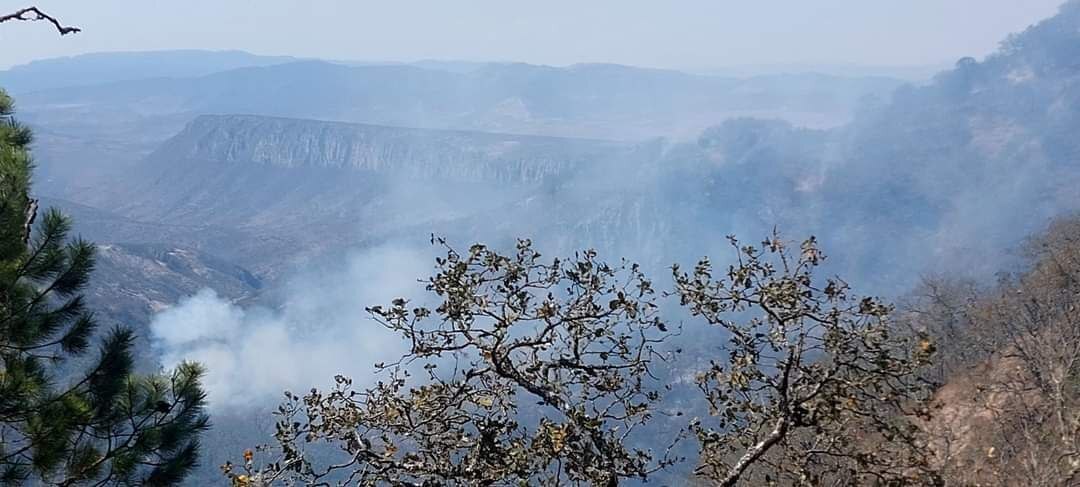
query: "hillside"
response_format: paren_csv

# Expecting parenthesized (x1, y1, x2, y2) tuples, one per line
(89, 243, 262, 330)
(8, 4, 1080, 483)
(150, 114, 624, 182)
(105, 117, 638, 271)
(58, 0, 1080, 298)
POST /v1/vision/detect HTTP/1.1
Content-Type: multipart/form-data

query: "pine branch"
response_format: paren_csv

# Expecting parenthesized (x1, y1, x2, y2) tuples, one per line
(0, 7, 81, 35)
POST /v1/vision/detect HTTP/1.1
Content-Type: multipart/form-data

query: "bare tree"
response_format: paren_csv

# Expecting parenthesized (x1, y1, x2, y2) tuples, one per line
(900, 276, 985, 385)
(919, 216, 1080, 485)
(0, 7, 80, 35)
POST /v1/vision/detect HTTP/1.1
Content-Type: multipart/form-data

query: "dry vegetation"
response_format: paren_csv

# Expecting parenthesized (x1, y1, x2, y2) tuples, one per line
(910, 215, 1080, 485)
(225, 234, 948, 486)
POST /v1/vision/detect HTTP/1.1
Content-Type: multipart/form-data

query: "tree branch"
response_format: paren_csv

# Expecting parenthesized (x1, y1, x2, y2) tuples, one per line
(718, 416, 788, 487)
(717, 346, 796, 486)
(0, 7, 81, 35)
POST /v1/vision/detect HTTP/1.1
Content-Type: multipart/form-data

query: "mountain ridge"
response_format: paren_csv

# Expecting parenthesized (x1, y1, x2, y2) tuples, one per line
(150, 114, 630, 183)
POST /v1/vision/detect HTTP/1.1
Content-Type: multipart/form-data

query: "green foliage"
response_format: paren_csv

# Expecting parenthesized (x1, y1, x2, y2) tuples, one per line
(0, 88, 210, 485)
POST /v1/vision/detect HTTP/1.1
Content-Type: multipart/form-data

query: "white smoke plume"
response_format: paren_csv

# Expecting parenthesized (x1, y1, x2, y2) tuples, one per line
(150, 244, 431, 409)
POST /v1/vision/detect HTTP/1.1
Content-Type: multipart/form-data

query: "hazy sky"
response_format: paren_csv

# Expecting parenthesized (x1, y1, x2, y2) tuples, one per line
(0, 0, 1067, 70)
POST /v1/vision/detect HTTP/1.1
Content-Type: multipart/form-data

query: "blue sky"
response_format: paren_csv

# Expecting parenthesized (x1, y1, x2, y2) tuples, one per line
(0, 0, 1066, 70)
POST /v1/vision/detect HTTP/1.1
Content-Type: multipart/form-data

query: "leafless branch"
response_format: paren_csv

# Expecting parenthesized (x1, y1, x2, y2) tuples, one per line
(0, 7, 81, 35)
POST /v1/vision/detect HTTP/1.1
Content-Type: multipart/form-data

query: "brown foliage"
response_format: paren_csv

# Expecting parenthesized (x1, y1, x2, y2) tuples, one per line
(675, 233, 939, 486)
(225, 238, 679, 486)
(916, 215, 1080, 485)
(226, 232, 951, 486)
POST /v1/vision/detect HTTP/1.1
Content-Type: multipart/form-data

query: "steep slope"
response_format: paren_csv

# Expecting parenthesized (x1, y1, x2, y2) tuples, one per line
(34, 198, 264, 326)
(818, 0, 1080, 281)
(89, 243, 262, 328)
(583, 0, 1080, 292)
(102, 0, 1080, 292)
(27, 5, 1080, 483)
(152, 114, 623, 182)
(15, 56, 905, 212)
(122, 115, 630, 229)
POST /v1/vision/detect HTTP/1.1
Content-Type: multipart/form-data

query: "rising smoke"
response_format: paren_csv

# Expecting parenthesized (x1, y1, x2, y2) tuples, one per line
(151, 245, 431, 409)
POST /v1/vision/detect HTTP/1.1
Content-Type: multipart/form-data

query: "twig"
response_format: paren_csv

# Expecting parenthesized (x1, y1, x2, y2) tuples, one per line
(0, 7, 81, 35)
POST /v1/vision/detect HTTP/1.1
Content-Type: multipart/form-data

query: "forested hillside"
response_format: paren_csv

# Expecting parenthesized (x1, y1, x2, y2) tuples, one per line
(4, 1, 1080, 485)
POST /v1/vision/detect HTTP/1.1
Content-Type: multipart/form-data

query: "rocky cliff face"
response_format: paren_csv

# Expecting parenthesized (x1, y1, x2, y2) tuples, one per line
(153, 115, 628, 184)
(109, 115, 652, 281)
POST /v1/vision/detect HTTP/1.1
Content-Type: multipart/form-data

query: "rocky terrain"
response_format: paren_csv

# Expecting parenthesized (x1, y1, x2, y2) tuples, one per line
(89, 243, 262, 330)
(34, 15, 1080, 333)
(7, 3, 1080, 483)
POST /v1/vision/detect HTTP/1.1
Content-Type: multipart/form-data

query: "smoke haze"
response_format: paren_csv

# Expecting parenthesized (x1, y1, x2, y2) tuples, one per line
(151, 245, 430, 408)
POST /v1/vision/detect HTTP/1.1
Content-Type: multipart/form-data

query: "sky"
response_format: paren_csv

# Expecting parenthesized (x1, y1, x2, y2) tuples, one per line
(0, 1, 1067, 71)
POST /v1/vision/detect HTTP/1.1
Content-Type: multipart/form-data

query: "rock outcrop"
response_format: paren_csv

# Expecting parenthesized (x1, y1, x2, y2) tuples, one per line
(154, 114, 628, 184)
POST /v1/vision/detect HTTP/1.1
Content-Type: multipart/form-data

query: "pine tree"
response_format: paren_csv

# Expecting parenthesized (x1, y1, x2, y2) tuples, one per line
(0, 89, 210, 485)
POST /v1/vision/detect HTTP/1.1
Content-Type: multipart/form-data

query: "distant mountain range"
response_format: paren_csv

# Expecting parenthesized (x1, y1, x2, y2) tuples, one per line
(9, 52, 905, 142)
(0, 50, 302, 93)
(37, 2, 1079, 299)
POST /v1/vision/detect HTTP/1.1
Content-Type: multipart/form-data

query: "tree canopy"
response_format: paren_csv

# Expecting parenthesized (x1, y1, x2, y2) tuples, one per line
(0, 89, 209, 485)
(226, 234, 940, 486)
